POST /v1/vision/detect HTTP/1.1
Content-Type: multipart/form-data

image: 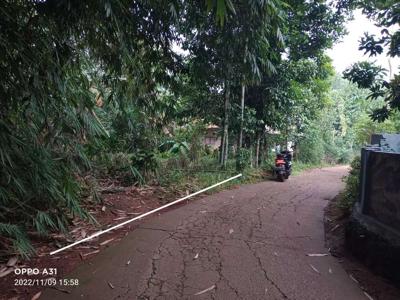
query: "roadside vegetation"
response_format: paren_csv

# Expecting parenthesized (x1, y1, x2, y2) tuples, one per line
(1, 0, 399, 258)
(338, 157, 361, 213)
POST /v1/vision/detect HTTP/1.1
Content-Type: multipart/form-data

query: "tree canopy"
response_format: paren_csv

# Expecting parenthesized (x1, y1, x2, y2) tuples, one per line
(1, 0, 394, 258)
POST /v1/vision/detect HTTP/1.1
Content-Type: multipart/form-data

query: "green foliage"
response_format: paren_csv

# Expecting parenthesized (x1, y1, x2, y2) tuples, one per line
(342, 1, 400, 121)
(297, 124, 325, 164)
(236, 149, 251, 171)
(343, 61, 386, 89)
(353, 113, 400, 145)
(338, 156, 361, 213)
(160, 140, 190, 156)
(94, 152, 144, 184)
(0, 0, 180, 256)
(285, 0, 351, 60)
(0, 223, 34, 258)
(0, 0, 371, 259)
(157, 154, 263, 197)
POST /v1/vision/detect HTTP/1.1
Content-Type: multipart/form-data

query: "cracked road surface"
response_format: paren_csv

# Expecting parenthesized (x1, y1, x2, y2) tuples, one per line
(43, 166, 367, 300)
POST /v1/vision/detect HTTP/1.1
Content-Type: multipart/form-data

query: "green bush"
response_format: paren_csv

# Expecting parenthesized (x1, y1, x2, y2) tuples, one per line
(236, 148, 251, 171)
(298, 125, 325, 164)
(338, 156, 361, 212)
(94, 152, 145, 185)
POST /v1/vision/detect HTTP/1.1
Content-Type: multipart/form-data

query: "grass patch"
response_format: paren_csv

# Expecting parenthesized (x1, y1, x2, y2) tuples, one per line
(157, 157, 266, 196)
(157, 155, 342, 200)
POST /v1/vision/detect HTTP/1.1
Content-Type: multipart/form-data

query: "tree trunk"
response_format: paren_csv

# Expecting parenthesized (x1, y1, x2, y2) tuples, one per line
(255, 134, 260, 168)
(239, 84, 245, 149)
(285, 126, 289, 151)
(250, 143, 253, 168)
(263, 134, 268, 160)
(294, 142, 299, 162)
(219, 126, 224, 164)
(221, 81, 230, 168)
(224, 127, 229, 166)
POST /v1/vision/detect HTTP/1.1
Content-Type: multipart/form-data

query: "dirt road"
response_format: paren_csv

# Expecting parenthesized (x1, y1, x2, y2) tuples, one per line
(43, 166, 368, 299)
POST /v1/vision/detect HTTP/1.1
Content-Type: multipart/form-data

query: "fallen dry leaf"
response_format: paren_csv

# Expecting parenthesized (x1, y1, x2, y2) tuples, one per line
(0, 268, 14, 278)
(6, 256, 18, 267)
(194, 253, 199, 259)
(349, 274, 359, 283)
(309, 264, 320, 274)
(194, 285, 215, 296)
(364, 291, 374, 300)
(100, 238, 115, 246)
(50, 286, 71, 294)
(82, 250, 100, 257)
(70, 227, 82, 234)
(330, 224, 340, 232)
(31, 291, 41, 300)
(113, 216, 129, 221)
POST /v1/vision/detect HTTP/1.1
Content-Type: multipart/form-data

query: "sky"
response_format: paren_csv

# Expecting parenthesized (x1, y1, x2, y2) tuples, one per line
(326, 9, 400, 78)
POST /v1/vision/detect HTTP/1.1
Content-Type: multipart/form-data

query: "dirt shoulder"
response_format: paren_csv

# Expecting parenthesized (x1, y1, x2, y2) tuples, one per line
(0, 180, 199, 300)
(324, 195, 400, 300)
(0, 174, 251, 300)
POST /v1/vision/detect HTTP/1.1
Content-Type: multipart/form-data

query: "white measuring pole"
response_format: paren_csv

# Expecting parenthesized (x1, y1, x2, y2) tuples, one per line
(50, 173, 242, 255)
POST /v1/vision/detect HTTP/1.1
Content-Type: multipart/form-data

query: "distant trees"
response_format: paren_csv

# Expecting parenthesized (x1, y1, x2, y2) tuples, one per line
(0, 0, 360, 256)
(181, 0, 286, 167)
(180, 0, 352, 168)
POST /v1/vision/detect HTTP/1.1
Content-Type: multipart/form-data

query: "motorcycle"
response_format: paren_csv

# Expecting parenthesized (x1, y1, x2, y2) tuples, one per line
(273, 150, 292, 182)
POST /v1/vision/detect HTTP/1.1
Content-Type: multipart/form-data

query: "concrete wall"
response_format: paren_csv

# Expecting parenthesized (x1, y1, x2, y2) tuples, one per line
(347, 148, 400, 286)
(363, 151, 400, 231)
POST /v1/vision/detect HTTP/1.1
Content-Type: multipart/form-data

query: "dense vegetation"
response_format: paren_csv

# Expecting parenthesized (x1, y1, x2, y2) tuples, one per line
(0, 0, 399, 257)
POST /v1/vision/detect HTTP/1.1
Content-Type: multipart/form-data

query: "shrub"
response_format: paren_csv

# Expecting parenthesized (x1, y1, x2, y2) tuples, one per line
(298, 125, 325, 164)
(236, 148, 251, 171)
(339, 156, 361, 212)
(94, 152, 146, 185)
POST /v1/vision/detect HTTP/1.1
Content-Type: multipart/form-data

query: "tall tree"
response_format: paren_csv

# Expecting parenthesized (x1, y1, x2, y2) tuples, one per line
(181, 0, 285, 167)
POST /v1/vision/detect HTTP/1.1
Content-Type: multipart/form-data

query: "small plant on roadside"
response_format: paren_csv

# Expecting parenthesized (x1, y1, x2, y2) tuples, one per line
(236, 148, 251, 171)
(338, 156, 361, 213)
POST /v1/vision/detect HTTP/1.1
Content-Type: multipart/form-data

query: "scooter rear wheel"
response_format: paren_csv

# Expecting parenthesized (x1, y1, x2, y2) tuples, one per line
(278, 173, 285, 182)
